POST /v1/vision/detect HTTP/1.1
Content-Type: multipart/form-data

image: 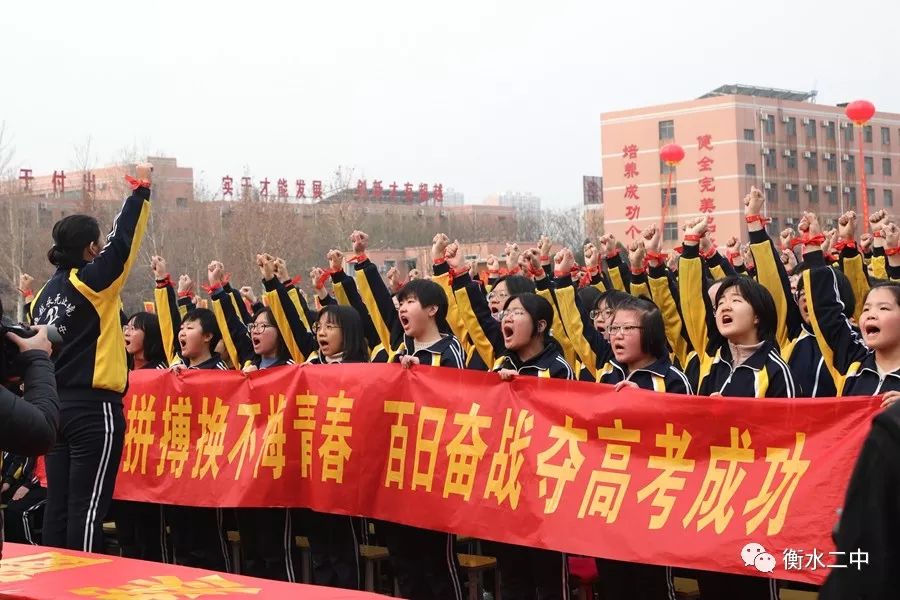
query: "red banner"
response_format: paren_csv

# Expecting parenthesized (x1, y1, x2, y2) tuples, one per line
(114, 365, 878, 585)
(0, 543, 381, 599)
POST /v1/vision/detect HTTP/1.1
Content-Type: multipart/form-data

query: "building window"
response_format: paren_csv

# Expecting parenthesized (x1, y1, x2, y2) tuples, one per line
(663, 221, 679, 241)
(786, 151, 797, 170)
(866, 188, 876, 206)
(806, 119, 817, 138)
(864, 125, 873, 143)
(865, 156, 874, 175)
(848, 187, 857, 208)
(884, 158, 893, 176)
(659, 159, 675, 175)
(743, 129, 755, 141)
(768, 217, 780, 237)
(764, 152, 776, 169)
(383, 259, 396, 272)
(745, 163, 757, 176)
(788, 187, 799, 203)
(786, 117, 797, 136)
(882, 127, 891, 145)
(886, 189, 894, 208)
(826, 154, 837, 173)
(808, 185, 819, 203)
(175, 197, 188, 208)
(828, 187, 837, 205)
(658, 120, 674, 140)
(846, 155, 855, 176)
(845, 125, 854, 142)
(825, 121, 836, 140)
(807, 152, 818, 171)
(660, 187, 677, 206)
(765, 114, 776, 135)
(766, 186, 778, 204)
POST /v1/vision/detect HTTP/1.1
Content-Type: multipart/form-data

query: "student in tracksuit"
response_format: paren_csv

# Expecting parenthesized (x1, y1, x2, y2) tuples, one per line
(258, 256, 364, 589)
(742, 193, 839, 397)
(112, 308, 171, 562)
(802, 219, 900, 399)
(2, 453, 47, 545)
(30, 166, 151, 552)
(208, 257, 304, 583)
(678, 216, 794, 600)
(375, 277, 465, 600)
(304, 304, 369, 590)
(491, 292, 573, 600)
(165, 308, 232, 572)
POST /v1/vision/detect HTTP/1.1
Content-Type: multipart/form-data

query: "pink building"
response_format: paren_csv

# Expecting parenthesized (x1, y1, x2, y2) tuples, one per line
(601, 85, 900, 247)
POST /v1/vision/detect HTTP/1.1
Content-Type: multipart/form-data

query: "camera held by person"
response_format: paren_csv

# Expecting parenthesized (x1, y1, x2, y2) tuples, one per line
(0, 296, 61, 560)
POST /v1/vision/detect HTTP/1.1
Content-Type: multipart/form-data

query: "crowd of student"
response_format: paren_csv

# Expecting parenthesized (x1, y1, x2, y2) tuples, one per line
(5, 178, 899, 599)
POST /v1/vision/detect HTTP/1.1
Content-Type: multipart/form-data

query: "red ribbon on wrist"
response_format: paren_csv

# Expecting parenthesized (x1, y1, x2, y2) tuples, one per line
(700, 246, 718, 260)
(155, 274, 173, 289)
(316, 269, 335, 290)
(874, 231, 885, 239)
(347, 254, 368, 264)
(124, 175, 150, 190)
(433, 257, 446, 266)
(745, 214, 771, 225)
(684, 234, 701, 243)
(539, 255, 551, 262)
(885, 247, 900, 256)
(802, 234, 826, 247)
(833, 240, 856, 252)
(177, 290, 194, 299)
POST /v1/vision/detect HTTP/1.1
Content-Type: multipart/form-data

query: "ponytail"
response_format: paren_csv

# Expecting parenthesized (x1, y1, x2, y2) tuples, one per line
(48, 214, 101, 268)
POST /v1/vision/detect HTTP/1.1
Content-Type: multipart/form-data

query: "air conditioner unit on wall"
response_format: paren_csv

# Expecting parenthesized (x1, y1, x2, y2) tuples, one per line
(803, 151, 812, 158)
(785, 184, 793, 190)
(844, 186, 851, 193)
(783, 149, 792, 157)
(782, 115, 791, 123)
(761, 148, 771, 155)
(764, 182, 772, 190)
(805, 184, 813, 191)
(802, 118, 811, 125)
(824, 152, 832, 159)
(825, 185, 833, 192)
(842, 154, 850, 161)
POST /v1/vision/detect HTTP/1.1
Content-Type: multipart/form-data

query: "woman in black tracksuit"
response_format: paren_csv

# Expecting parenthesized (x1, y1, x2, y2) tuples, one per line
(30, 168, 151, 552)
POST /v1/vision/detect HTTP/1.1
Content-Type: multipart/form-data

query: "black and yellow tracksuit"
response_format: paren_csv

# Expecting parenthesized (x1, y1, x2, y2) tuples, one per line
(804, 264, 900, 395)
(489, 342, 573, 600)
(678, 243, 797, 399)
(163, 352, 232, 573)
(1, 452, 46, 546)
(748, 229, 836, 397)
(31, 186, 150, 553)
(374, 332, 465, 600)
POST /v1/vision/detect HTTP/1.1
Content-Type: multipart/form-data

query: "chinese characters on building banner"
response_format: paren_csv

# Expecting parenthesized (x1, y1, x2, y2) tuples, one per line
(697, 134, 717, 234)
(114, 365, 878, 585)
(622, 144, 641, 239)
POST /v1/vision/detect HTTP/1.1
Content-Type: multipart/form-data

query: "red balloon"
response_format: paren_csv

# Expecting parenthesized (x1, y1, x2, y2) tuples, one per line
(845, 100, 876, 125)
(660, 143, 685, 165)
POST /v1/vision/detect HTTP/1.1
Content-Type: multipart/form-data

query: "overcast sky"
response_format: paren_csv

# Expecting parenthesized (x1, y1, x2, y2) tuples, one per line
(2, 0, 896, 208)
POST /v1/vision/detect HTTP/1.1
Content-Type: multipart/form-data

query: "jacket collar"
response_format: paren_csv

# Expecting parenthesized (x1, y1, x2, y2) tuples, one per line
(716, 340, 775, 372)
(501, 340, 562, 371)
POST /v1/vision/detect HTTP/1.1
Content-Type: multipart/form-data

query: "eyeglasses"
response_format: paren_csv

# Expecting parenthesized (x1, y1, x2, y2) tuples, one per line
(487, 291, 510, 302)
(498, 308, 528, 320)
(246, 323, 275, 334)
(589, 308, 614, 320)
(607, 325, 643, 336)
(312, 322, 341, 333)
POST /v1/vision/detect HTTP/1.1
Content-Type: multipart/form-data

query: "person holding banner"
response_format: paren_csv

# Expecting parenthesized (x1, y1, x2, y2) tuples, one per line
(490, 291, 574, 600)
(30, 163, 151, 554)
(110, 303, 170, 564)
(375, 275, 465, 600)
(166, 308, 232, 573)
